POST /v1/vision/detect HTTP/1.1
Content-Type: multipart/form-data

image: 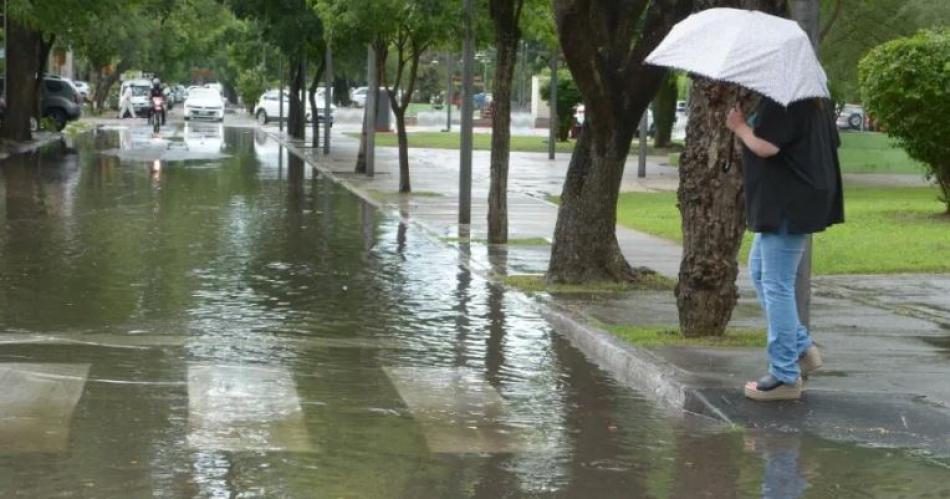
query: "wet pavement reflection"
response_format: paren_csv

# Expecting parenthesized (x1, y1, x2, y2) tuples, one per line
(0, 125, 947, 498)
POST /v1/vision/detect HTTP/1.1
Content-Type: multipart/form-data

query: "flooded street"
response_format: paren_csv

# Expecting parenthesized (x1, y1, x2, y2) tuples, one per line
(0, 125, 946, 498)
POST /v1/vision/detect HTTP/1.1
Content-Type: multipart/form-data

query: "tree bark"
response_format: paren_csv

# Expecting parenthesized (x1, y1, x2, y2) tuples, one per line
(547, 0, 692, 284)
(676, 78, 751, 337)
(394, 109, 410, 192)
(288, 57, 306, 139)
(308, 59, 326, 149)
(355, 48, 385, 174)
(93, 61, 130, 114)
(383, 39, 422, 194)
(487, 0, 523, 244)
(653, 74, 678, 148)
(675, 0, 788, 337)
(0, 17, 43, 142)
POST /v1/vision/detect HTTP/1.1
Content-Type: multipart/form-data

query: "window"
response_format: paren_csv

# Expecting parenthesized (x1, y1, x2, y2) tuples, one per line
(45, 81, 63, 93)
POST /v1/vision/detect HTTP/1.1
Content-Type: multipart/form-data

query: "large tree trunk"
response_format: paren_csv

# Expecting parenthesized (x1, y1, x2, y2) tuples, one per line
(548, 124, 646, 282)
(653, 74, 677, 148)
(1, 17, 43, 142)
(675, 0, 788, 337)
(547, 0, 692, 284)
(94, 61, 130, 114)
(675, 78, 750, 337)
(487, 0, 523, 244)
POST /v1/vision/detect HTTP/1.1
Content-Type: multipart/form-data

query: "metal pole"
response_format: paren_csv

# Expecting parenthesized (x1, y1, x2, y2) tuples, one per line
(459, 0, 475, 226)
(324, 45, 333, 154)
(790, 0, 820, 329)
(3, 0, 7, 105)
(638, 111, 648, 178)
(445, 52, 453, 132)
(365, 45, 377, 177)
(548, 51, 557, 160)
(279, 57, 284, 133)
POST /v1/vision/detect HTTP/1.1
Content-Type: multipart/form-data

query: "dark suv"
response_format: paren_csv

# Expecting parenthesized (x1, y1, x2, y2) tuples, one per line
(0, 75, 84, 131)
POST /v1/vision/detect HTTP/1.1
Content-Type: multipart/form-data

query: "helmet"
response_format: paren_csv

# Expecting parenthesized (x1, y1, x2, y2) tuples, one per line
(152, 78, 161, 86)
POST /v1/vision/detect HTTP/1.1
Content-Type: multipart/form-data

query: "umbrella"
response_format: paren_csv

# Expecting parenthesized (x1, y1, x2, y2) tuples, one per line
(645, 8, 829, 106)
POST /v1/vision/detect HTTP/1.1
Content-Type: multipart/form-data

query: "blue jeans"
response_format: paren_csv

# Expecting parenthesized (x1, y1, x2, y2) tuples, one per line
(749, 223, 812, 384)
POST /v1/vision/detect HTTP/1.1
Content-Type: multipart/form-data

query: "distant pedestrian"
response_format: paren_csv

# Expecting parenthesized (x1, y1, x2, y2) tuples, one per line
(118, 85, 136, 119)
(727, 97, 844, 401)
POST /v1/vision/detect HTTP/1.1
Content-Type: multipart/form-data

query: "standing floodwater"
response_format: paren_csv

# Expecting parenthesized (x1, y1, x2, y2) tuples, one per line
(0, 125, 946, 498)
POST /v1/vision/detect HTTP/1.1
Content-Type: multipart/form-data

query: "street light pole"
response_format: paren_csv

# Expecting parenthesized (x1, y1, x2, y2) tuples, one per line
(365, 45, 377, 177)
(638, 111, 648, 177)
(790, 0, 820, 329)
(324, 45, 333, 155)
(445, 52, 453, 132)
(548, 51, 557, 160)
(279, 57, 284, 133)
(459, 0, 475, 227)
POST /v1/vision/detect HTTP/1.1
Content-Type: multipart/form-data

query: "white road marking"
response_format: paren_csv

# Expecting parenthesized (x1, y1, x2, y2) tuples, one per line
(187, 364, 314, 452)
(0, 363, 91, 453)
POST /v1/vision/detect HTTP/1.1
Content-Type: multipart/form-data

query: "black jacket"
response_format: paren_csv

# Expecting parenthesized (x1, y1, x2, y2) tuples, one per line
(742, 98, 844, 234)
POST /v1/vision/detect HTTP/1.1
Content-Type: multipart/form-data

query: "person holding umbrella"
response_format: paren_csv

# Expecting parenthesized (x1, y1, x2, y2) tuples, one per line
(727, 96, 843, 401)
(647, 8, 844, 401)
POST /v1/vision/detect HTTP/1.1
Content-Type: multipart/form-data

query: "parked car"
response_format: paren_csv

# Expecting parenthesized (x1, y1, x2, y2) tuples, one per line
(204, 82, 225, 99)
(0, 74, 83, 131)
(349, 86, 368, 107)
(676, 100, 688, 113)
(172, 85, 186, 103)
(254, 89, 334, 126)
(836, 103, 866, 130)
(73, 80, 91, 102)
(183, 87, 226, 122)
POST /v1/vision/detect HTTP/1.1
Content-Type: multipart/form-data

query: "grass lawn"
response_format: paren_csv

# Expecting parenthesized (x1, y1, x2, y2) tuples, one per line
(607, 325, 766, 348)
(347, 131, 681, 156)
(406, 103, 441, 117)
(353, 130, 920, 174)
(610, 186, 949, 275)
(838, 132, 925, 174)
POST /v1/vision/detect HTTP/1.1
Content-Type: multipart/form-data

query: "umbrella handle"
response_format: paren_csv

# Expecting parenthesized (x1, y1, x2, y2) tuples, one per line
(723, 137, 734, 173)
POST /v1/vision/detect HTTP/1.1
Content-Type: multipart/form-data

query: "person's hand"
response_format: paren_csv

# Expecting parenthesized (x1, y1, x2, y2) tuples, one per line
(726, 107, 746, 133)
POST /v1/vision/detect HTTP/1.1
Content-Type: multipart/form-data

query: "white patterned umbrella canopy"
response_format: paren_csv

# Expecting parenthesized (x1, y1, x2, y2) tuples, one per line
(645, 8, 829, 106)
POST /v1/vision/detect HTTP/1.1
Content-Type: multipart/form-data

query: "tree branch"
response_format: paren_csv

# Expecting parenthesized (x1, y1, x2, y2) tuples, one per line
(820, 0, 843, 42)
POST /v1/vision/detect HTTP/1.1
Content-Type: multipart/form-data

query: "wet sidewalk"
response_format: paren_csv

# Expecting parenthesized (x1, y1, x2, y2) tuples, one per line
(272, 127, 950, 455)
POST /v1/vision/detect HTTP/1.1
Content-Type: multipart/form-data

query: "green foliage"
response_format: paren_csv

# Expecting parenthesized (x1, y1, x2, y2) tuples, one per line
(820, 0, 950, 104)
(859, 29, 950, 210)
(236, 69, 271, 113)
(540, 69, 581, 141)
(228, 0, 323, 60)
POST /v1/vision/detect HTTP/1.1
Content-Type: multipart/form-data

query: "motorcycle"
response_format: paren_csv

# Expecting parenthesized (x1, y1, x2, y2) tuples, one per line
(149, 95, 165, 133)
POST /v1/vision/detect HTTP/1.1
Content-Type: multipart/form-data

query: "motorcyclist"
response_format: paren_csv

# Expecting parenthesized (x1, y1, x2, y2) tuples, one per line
(149, 78, 166, 126)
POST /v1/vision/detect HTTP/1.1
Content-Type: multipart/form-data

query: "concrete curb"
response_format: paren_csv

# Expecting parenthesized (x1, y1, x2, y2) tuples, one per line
(267, 129, 734, 425)
(1, 133, 66, 161)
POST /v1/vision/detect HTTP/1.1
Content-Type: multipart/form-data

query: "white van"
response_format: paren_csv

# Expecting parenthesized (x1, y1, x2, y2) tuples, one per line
(120, 79, 153, 116)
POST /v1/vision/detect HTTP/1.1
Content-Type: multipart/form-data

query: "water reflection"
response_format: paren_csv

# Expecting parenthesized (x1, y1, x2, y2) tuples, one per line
(748, 432, 807, 499)
(0, 125, 947, 498)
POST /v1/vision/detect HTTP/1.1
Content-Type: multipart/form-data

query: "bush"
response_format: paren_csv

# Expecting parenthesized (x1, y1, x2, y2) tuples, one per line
(236, 69, 270, 114)
(541, 69, 582, 142)
(859, 29, 950, 213)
